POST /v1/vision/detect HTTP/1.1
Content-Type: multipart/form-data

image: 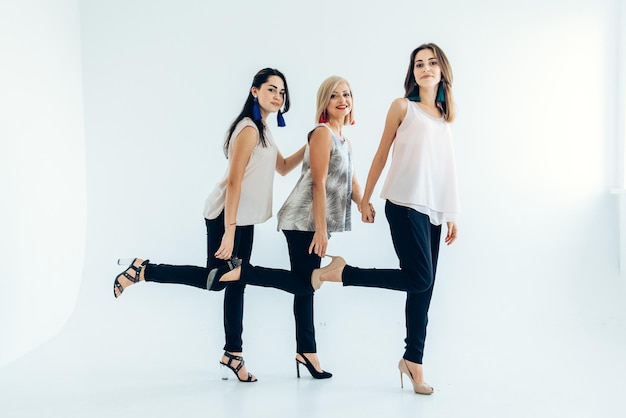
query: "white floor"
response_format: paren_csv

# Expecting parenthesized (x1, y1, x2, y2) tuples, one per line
(2, 263, 626, 418)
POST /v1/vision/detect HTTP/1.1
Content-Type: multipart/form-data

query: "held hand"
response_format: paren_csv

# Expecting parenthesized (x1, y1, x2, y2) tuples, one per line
(359, 201, 376, 223)
(308, 230, 328, 258)
(445, 221, 457, 246)
(215, 228, 236, 260)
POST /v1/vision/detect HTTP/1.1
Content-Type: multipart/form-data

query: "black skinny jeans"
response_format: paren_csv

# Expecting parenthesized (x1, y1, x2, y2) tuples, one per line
(342, 200, 441, 364)
(238, 258, 314, 295)
(283, 230, 321, 353)
(216, 231, 318, 352)
(143, 212, 253, 353)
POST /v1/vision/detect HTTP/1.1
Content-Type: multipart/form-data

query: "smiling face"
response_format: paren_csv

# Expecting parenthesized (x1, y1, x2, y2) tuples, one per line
(325, 82, 352, 122)
(413, 48, 442, 90)
(252, 75, 285, 118)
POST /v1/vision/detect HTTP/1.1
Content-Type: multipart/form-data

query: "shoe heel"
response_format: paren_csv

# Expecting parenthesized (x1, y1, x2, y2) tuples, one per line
(219, 351, 257, 383)
(295, 353, 332, 379)
(113, 258, 148, 298)
(296, 360, 301, 378)
(398, 358, 434, 395)
(310, 255, 347, 290)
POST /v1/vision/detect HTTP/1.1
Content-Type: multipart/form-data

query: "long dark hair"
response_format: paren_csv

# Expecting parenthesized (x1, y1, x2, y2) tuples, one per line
(224, 68, 290, 157)
(403, 43, 455, 122)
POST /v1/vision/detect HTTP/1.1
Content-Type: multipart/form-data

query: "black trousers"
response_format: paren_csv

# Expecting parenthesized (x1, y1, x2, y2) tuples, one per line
(239, 257, 313, 295)
(342, 200, 441, 363)
(143, 212, 254, 352)
(283, 230, 321, 353)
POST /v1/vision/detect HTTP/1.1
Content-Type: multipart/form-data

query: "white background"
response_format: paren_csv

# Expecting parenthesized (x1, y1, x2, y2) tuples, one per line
(1, 1, 625, 417)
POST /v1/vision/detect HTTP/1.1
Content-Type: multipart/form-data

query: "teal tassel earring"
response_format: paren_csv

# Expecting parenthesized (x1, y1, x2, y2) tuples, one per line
(436, 82, 446, 103)
(406, 80, 421, 102)
(407, 83, 420, 102)
(253, 97, 261, 120)
(277, 110, 286, 127)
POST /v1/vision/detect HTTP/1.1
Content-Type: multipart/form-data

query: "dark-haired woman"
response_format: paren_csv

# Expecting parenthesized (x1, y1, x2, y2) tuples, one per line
(112, 68, 305, 383)
(217, 75, 364, 380)
(312, 43, 460, 395)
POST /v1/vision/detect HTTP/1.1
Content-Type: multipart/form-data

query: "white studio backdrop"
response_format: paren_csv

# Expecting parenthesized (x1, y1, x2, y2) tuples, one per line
(1, 0, 623, 370)
(0, 0, 86, 367)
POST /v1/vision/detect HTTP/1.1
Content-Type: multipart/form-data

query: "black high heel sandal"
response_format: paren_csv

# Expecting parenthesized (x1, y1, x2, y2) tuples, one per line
(207, 256, 242, 291)
(113, 258, 149, 298)
(219, 351, 257, 382)
(296, 353, 332, 379)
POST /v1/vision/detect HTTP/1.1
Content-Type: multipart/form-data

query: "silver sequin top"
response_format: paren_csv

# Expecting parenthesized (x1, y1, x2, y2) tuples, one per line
(277, 124, 353, 233)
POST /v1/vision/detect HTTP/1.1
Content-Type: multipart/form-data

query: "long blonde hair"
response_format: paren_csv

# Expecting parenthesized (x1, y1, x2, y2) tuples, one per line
(315, 76, 354, 125)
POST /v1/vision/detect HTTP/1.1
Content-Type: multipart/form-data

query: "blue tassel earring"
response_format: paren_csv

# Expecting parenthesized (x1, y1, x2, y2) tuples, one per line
(436, 82, 446, 103)
(277, 110, 286, 127)
(252, 97, 261, 121)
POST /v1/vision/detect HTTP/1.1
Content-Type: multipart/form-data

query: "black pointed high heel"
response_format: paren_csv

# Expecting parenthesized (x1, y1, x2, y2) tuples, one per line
(206, 256, 242, 291)
(296, 353, 332, 379)
(219, 351, 257, 382)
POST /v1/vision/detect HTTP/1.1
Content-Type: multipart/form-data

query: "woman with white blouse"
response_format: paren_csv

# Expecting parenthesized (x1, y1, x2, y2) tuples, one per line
(112, 68, 305, 383)
(312, 43, 460, 395)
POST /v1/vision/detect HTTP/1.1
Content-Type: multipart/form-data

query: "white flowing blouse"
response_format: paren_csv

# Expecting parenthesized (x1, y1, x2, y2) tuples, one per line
(380, 99, 460, 225)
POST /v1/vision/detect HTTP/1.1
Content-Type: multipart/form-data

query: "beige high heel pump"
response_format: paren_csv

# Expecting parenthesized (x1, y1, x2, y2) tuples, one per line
(398, 358, 434, 395)
(310, 255, 346, 290)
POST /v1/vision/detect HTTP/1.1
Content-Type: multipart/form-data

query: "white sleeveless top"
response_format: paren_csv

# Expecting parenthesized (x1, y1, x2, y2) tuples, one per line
(380, 100, 460, 225)
(203, 118, 277, 225)
(277, 124, 353, 232)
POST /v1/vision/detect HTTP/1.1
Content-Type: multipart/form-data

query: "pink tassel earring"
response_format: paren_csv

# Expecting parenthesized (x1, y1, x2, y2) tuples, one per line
(318, 110, 328, 124)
